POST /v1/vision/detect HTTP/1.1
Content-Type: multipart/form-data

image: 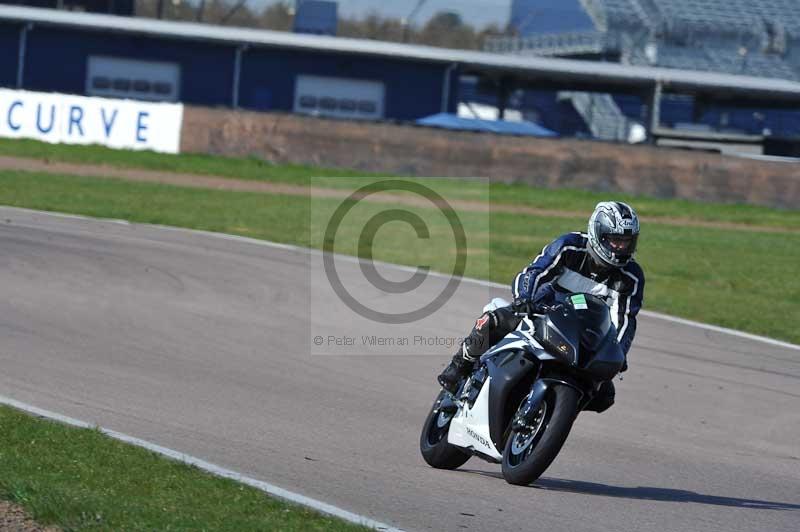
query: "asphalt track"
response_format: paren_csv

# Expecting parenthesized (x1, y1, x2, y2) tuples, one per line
(1, 207, 798, 532)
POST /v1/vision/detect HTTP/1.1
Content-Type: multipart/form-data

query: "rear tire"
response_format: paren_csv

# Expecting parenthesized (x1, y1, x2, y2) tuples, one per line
(501, 385, 580, 485)
(420, 390, 470, 470)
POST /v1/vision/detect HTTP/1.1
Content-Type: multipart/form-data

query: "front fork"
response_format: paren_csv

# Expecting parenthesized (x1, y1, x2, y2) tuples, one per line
(512, 376, 586, 431)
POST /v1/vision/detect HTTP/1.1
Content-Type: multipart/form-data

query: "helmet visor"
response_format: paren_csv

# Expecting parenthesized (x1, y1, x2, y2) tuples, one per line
(603, 234, 637, 256)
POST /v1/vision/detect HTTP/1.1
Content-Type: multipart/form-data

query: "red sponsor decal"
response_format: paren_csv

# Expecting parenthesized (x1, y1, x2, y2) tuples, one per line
(475, 315, 490, 330)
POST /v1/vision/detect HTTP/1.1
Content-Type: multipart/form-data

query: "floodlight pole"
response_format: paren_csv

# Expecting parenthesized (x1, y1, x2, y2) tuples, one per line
(403, 0, 427, 43)
(197, 0, 206, 22)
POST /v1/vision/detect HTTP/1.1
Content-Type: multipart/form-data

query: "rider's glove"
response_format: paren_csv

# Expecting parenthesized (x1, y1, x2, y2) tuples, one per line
(620, 358, 628, 373)
(512, 297, 533, 314)
(513, 297, 551, 315)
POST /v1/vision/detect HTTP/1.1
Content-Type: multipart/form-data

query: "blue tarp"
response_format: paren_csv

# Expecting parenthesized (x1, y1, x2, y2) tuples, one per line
(416, 113, 558, 137)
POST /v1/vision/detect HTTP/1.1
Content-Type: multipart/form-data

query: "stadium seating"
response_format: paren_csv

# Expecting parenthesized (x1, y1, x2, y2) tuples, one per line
(651, 1, 760, 35)
(582, 0, 651, 29)
(483, 31, 608, 56)
(650, 1, 800, 34)
(491, 1, 800, 81)
(483, 0, 800, 139)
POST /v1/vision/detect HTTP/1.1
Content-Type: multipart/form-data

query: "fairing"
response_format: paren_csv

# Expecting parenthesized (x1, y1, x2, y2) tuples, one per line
(541, 293, 625, 379)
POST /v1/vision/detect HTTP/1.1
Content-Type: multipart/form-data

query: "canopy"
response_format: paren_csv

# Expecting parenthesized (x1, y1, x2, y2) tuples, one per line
(417, 113, 558, 137)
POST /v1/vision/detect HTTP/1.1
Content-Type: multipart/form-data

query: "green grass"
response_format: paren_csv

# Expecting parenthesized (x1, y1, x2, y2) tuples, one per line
(1, 138, 797, 230)
(0, 138, 365, 182)
(0, 170, 797, 344)
(488, 184, 800, 230)
(0, 405, 369, 532)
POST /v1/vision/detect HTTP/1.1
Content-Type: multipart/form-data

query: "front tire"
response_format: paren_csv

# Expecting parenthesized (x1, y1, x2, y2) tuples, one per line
(501, 384, 580, 485)
(420, 390, 470, 470)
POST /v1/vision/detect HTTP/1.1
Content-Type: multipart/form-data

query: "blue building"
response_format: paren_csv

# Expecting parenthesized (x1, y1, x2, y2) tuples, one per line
(0, 5, 457, 122)
(1, 4, 799, 149)
(510, 0, 595, 36)
(293, 1, 338, 36)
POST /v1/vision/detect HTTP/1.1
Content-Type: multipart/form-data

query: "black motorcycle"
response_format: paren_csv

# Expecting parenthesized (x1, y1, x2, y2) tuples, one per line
(420, 292, 626, 485)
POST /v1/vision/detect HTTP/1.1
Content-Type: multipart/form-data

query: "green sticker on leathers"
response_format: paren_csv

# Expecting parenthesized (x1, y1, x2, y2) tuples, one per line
(571, 294, 588, 310)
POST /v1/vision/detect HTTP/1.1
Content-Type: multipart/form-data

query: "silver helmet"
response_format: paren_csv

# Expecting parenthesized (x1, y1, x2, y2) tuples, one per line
(587, 201, 640, 268)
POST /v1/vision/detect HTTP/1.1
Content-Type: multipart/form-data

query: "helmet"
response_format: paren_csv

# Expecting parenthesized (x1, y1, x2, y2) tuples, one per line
(587, 201, 640, 268)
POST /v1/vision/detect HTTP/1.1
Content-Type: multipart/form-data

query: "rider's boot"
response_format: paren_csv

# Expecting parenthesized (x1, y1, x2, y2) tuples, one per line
(437, 311, 499, 393)
(437, 346, 474, 394)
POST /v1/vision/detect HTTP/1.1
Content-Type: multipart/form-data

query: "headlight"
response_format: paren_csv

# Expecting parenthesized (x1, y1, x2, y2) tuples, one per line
(542, 323, 575, 362)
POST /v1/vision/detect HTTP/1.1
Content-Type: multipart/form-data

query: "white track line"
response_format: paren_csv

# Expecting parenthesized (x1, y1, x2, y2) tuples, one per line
(0, 394, 404, 532)
(4, 205, 799, 352)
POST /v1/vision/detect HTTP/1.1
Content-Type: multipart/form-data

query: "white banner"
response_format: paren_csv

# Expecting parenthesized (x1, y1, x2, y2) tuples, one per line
(0, 89, 183, 154)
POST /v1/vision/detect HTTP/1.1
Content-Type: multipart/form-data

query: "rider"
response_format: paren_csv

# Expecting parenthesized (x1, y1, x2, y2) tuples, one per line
(437, 201, 645, 412)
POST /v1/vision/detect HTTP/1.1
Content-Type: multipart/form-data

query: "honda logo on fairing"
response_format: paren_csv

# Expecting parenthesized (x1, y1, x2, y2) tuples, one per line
(466, 427, 491, 448)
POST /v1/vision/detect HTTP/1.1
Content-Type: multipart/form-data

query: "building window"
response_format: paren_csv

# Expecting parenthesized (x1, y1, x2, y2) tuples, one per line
(319, 97, 338, 111)
(132, 80, 152, 93)
(338, 99, 357, 112)
(86, 56, 180, 102)
(357, 101, 377, 114)
(112, 78, 131, 92)
(294, 75, 385, 120)
(153, 82, 174, 96)
(91, 76, 111, 90)
(299, 95, 318, 109)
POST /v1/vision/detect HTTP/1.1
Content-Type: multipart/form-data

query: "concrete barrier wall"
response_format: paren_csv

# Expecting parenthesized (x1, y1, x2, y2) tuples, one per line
(181, 106, 800, 209)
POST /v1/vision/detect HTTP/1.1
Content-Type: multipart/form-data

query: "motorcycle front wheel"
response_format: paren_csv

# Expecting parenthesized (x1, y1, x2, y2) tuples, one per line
(501, 384, 580, 485)
(419, 390, 471, 470)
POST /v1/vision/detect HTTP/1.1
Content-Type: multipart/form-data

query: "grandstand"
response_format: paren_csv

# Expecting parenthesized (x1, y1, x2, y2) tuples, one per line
(484, 0, 800, 147)
(1, 4, 799, 154)
(492, 0, 800, 79)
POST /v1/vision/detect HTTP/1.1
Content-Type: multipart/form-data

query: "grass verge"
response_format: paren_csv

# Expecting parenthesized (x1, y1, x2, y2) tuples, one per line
(0, 404, 370, 532)
(0, 138, 797, 230)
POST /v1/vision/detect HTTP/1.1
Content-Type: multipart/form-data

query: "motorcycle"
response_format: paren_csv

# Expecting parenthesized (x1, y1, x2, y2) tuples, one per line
(419, 291, 626, 485)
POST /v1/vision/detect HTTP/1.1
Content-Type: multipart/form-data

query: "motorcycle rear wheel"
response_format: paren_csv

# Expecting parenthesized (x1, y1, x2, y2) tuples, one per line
(501, 384, 580, 485)
(419, 390, 471, 470)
